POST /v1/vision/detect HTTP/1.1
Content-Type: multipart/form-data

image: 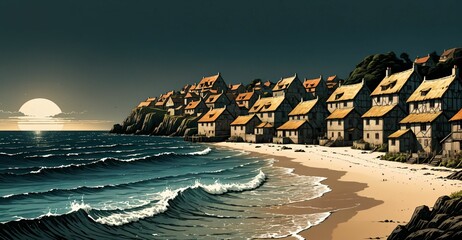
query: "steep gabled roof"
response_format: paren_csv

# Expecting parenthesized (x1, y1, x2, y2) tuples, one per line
(303, 77, 322, 91)
(326, 81, 365, 102)
(415, 55, 430, 64)
(399, 112, 442, 124)
(327, 75, 337, 82)
(256, 122, 273, 128)
(229, 83, 243, 91)
(449, 108, 462, 122)
(362, 105, 396, 118)
(205, 93, 224, 103)
(236, 92, 255, 101)
(326, 107, 355, 120)
(198, 108, 228, 123)
(388, 129, 412, 139)
(185, 92, 199, 98)
(185, 100, 203, 110)
(198, 73, 221, 88)
(146, 97, 157, 102)
(248, 96, 286, 113)
(273, 74, 299, 91)
(288, 98, 318, 116)
(371, 68, 416, 96)
(407, 75, 456, 102)
(277, 120, 309, 130)
(138, 101, 152, 108)
(230, 114, 258, 126)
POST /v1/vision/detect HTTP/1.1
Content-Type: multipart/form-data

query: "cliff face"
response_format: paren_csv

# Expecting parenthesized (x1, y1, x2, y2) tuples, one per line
(388, 196, 462, 240)
(110, 107, 200, 137)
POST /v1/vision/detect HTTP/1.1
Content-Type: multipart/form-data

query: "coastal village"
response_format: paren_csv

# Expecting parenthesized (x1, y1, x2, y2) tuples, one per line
(127, 48, 462, 167)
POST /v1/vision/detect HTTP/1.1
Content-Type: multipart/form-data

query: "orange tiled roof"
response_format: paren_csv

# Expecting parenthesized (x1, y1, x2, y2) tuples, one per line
(277, 120, 308, 130)
(205, 93, 224, 103)
(198, 108, 228, 123)
(230, 114, 258, 126)
(407, 75, 456, 102)
(229, 83, 243, 91)
(449, 108, 462, 122)
(248, 96, 285, 113)
(236, 92, 255, 101)
(198, 73, 220, 88)
(388, 129, 412, 139)
(371, 68, 415, 96)
(415, 55, 430, 64)
(326, 108, 355, 120)
(256, 122, 273, 128)
(327, 75, 337, 82)
(326, 81, 365, 103)
(399, 112, 442, 124)
(185, 100, 202, 110)
(362, 105, 396, 118)
(303, 77, 321, 90)
(273, 74, 298, 91)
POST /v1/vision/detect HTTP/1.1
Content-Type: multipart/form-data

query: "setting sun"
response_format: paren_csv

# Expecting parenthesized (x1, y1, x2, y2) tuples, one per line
(17, 98, 63, 131)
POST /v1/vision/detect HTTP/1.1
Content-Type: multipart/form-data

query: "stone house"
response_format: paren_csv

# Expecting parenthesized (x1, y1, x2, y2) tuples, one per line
(439, 48, 462, 63)
(253, 80, 274, 94)
(325, 80, 371, 145)
(195, 73, 228, 98)
(184, 99, 208, 116)
(248, 96, 293, 128)
(303, 76, 328, 102)
(442, 108, 462, 157)
(230, 114, 261, 142)
(184, 92, 200, 105)
(288, 98, 328, 140)
(166, 95, 185, 115)
(272, 74, 309, 107)
(205, 92, 239, 116)
(274, 120, 312, 144)
(363, 66, 422, 146)
(154, 91, 175, 109)
(391, 66, 462, 153)
(197, 107, 235, 139)
(246, 122, 274, 143)
(235, 91, 258, 115)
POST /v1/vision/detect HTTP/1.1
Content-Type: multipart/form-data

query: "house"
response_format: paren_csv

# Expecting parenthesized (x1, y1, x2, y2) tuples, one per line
(181, 84, 192, 94)
(246, 122, 274, 143)
(325, 80, 371, 145)
(253, 80, 274, 93)
(184, 99, 208, 116)
(197, 107, 236, 140)
(442, 108, 462, 157)
(303, 76, 328, 102)
(228, 83, 246, 96)
(248, 96, 292, 128)
(184, 92, 200, 105)
(415, 54, 436, 67)
(166, 95, 184, 115)
(326, 75, 342, 95)
(390, 66, 462, 153)
(195, 73, 228, 98)
(235, 91, 258, 115)
(439, 48, 462, 63)
(137, 97, 157, 108)
(230, 114, 261, 142)
(205, 92, 239, 116)
(169, 106, 184, 116)
(363, 66, 422, 147)
(155, 91, 175, 109)
(288, 98, 328, 140)
(274, 120, 312, 144)
(272, 74, 309, 106)
(388, 129, 418, 153)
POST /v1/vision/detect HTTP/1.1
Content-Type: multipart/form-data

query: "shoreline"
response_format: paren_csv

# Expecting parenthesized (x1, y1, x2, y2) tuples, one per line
(214, 142, 462, 240)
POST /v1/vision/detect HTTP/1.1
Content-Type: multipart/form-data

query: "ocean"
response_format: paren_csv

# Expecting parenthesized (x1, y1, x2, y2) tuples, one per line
(0, 131, 330, 239)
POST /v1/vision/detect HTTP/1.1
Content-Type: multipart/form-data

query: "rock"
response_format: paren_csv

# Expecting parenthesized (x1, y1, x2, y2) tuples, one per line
(388, 225, 409, 240)
(404, 228, 443, 240)
(447, 171, 462, 181)
(407, 206, 431, 231)
(109, 124, 123, 134)
(438, 216, 462, 230)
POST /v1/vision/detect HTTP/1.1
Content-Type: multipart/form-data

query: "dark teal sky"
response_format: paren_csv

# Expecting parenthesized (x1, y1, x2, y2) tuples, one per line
(0, 0, 461, 128)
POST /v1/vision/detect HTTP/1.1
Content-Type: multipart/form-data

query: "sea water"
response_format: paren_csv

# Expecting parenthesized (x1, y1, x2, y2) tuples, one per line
(0, 131, 330, 239)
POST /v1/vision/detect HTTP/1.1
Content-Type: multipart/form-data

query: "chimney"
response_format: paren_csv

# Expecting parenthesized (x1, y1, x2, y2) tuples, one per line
(412, 62, 417, 71)
(453, 65, 459, 77)
(386, 67, 392, 77)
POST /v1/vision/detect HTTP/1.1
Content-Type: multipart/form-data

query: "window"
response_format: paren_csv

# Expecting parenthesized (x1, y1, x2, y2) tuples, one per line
(429, 100, 435, 108)
(388, 95, 393, 103)
(338, 132, 342, 137)
(377, 96, 381, 102)
(366, 119, 370, 125)
(260, 113, 264, 118)
(413, 103, 418, 110)
(376, 119, 379, 125)
(294, 131, 297, 136)
(343, 102, 347, 107)
(289, 131, 291, 136)
(268, 112, 272, 118)
(297, 116, 301, 120)
(338, 120, 342, 125)
(366, 133, 369, 139)
(391, 139, 396, 146)
(240, 126, 243, 131)
(329, 120, 332, 126)
(375, 133, 379, 139)
(331, 132, 334, 138)
(421, 123, 427, 131)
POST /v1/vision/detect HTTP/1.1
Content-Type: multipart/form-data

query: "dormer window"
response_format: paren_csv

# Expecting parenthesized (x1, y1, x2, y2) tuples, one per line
(335, 92, 344, 100)
(420, 88, 431, 96)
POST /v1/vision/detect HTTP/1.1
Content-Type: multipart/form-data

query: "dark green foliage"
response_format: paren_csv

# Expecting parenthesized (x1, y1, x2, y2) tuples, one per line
(345, 52, 412, 90)
(246, 79, 262, 91)
(450, 190, 462, 199)
(381, 152, 410, 163)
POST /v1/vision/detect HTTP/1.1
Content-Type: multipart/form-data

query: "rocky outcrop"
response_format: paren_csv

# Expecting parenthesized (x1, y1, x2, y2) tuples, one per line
(447, 171, 462, 181)
(388, 196, 462, 240)
(110, 106, 200, 137)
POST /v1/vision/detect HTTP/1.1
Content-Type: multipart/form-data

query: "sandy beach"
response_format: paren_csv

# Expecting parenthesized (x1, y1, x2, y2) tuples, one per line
(214, 142, 462, 240)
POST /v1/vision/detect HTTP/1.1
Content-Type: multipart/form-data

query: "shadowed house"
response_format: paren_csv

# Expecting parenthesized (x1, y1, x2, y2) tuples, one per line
(184, 99, 207, 116)
(388, 129, 418, 153)
(414, 54, 436, 68)
(287, 98, 328, 140)
(246, 122, 274, 143)
(325, 80, 371, 145)
(230, 114, 261, 142)
(188, 83, 197, 93)
(228, 83, 246, 96)
(326, 75, 341, 95)
(274, 120, 312, 144)
(155, 91, 175, 109)
(181, 84, 192, 94)
(166, 95, 184, 115)
(197, 107, 235, 140)
(363, 65, 422, 147)
(390, 66, 462, 154)
(303, 76, 328, 102)
(248, 96, 292, 128)
(195, 73, 228, 98)
(272, 74, 309, 107)
(439, 48, 462, 63)
(184, 92, 200, 105)
(253, 80, 274, 94)
(205, 92, 239, 116)
(137, 97, 157, 108)
(235, 92, 258, 115)
(442, 108, 462, 157)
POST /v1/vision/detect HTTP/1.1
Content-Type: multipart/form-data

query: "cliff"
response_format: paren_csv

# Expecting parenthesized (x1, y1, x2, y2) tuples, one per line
(388, 195, 462, 240)
(110, 107, 200, 137)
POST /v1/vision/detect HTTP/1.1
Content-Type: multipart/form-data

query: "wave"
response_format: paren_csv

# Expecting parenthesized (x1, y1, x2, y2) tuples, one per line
(0, 171, 266, 239)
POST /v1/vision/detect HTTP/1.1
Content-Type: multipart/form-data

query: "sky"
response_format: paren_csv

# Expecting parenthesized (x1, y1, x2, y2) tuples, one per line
(0, 0, 461, 130)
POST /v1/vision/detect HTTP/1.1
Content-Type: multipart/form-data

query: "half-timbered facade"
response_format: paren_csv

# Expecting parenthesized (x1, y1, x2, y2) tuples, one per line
(288, 98, 328, 139)
(274, 120, 312, 144)
(235, 92, 258, 115)
(197, 107, 235, 139)
(248, 96, 292, 128)
(195, 73, 228, 98)
(230, 114, 261, 142)
(272, 74, 309, 106)
(442, 108, 462, 157)
(184, 99, 208, 116)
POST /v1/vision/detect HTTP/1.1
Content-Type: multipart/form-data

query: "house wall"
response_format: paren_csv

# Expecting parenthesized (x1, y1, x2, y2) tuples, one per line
(198, 122, 216, 137)
(327, 100, 353, 113)
(327, 112, 362, 141)
(231, 125, 247, 140)
(363, 108, 405, 145)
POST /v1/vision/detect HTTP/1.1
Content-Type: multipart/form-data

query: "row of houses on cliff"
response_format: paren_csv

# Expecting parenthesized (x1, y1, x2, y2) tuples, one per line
(136, 55, 462, 161)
